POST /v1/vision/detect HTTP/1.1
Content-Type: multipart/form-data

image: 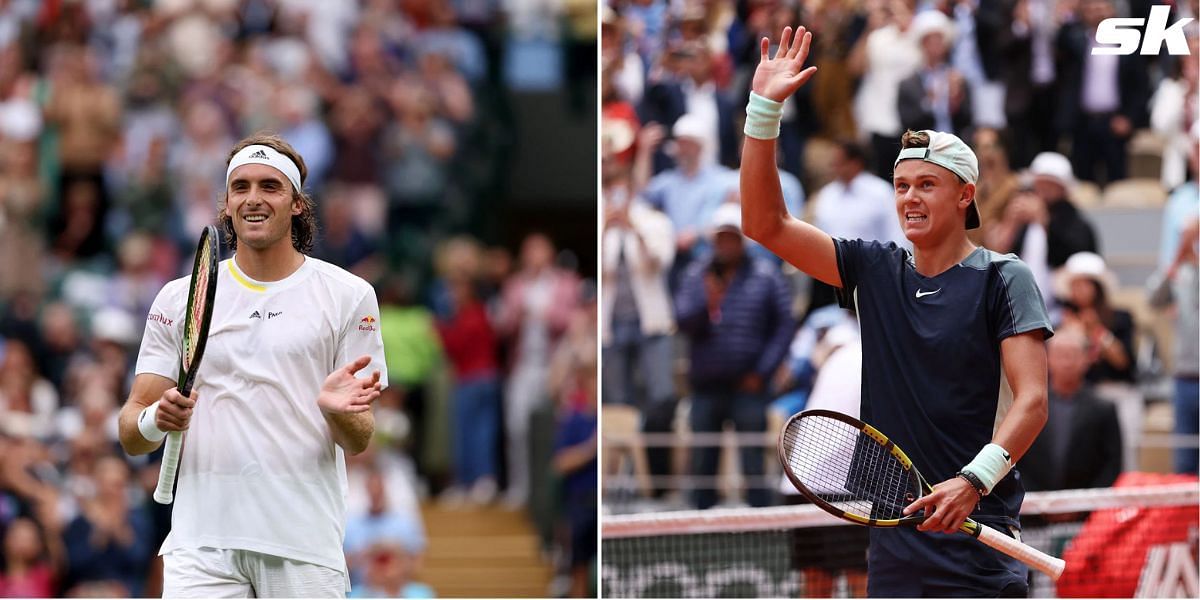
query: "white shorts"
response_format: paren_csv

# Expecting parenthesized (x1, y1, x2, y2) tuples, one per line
(162, 547, 347, 598)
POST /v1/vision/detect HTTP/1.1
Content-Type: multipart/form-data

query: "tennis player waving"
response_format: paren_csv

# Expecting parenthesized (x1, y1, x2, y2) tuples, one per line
(742, 27, 1052, 596)
(119, 134, 387, 598)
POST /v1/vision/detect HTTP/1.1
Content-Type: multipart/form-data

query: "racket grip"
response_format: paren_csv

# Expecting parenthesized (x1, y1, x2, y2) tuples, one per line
(976, 522, 1066, 580)
(153, 431, 183, 504)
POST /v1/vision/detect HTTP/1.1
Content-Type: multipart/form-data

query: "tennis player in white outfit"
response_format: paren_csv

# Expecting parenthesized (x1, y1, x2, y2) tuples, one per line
(119, 134, 387, 598)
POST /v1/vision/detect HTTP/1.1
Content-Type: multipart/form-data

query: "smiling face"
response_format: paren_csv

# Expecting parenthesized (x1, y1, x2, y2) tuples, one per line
(893, 160, 973, 246)
(224, 163, 302, 251)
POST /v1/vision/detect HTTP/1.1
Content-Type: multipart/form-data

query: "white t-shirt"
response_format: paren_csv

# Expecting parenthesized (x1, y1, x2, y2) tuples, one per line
(135, 256, 388, 574)
(813, 172, 909, 248)
(853, 24, 922, 137)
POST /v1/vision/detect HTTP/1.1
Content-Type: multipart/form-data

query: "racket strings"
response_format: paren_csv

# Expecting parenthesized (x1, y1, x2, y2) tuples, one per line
(782, 416, 918, 520)
(184, 242, 214, 370)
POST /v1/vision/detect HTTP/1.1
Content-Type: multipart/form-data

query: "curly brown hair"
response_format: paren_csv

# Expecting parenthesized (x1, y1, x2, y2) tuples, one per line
(218, 133, 317, 254)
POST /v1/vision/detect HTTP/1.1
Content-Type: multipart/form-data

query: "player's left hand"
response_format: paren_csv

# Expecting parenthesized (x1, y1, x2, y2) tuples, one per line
(319, 355, 382, 415)
(903, 476, 979, 534)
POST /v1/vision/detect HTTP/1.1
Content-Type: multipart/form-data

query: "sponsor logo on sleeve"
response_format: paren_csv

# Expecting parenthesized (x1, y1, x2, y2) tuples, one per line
(357, 315, 378, 332)
(148, 312, 174, 327)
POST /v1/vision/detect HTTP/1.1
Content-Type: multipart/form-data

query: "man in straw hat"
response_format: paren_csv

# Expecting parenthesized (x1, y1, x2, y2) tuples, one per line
(740, 24, 1052, 596)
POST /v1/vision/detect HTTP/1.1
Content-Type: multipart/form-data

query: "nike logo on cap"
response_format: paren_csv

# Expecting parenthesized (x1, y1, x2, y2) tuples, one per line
(915, 288, 941, 298)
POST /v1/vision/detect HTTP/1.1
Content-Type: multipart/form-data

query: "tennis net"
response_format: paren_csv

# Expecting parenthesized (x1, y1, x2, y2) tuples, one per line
(602, 477, 1199, 598)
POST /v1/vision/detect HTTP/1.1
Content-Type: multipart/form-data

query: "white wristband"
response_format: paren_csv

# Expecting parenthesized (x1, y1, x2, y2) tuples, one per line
(962, 443, 1013, 495)
(138, 401, 168, 442)
(744, 92, 784, 140)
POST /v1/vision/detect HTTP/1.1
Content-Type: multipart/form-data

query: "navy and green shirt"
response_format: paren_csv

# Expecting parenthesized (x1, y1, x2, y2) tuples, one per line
(834, 239, 1053, 597)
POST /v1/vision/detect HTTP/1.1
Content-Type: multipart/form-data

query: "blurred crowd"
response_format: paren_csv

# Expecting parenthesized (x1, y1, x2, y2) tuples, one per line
(601, 0, 1199, 511)
(0, 0, 596, 597)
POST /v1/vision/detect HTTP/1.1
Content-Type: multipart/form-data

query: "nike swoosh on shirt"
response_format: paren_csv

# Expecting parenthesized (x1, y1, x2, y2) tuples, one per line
(915, 288, 942, 298)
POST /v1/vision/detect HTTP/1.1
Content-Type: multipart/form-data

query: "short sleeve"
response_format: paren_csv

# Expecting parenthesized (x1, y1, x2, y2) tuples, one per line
(338, 286, 390, 390)
(993, 258, 1054, 341)
(833, 238, 870, 309)
(135, 281, 186, 381)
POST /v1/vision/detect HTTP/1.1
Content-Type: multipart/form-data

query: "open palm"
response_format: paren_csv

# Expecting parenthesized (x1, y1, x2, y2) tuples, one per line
(751, 26, 818, 103)
(318, 355, 382, 414)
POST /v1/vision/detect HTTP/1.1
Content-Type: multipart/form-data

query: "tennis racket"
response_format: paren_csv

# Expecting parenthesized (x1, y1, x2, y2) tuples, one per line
(153, 225, 219, 504)
(778, 409, 1066, 580)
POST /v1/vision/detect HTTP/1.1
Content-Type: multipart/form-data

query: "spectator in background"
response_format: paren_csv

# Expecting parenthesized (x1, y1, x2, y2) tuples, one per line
(0, 140, 45, 300)
(641, 114, 735, 288)
(61, 456, 152, 597)
(0, 516, 60, 597)
(328, 87, 388, 241)
(807, 139, 906, 315)
(377, 276, 445, 492)
(997, 0, 1063, 169)
(849, 0, 921, 179)
(799, 0, 868, 140)
(769, 306, 859, 421)
(1056, 0, 1150, 184)
(1021, 330, 1123, 491)
(109, 134, 176, 247)
(1004, 152, 1099, 270)
(43, 45, 121, 187)
(986, 182, 1053, 301)
(674, 204, 794, 509)
(349, 540, 435, 599)
(1054, 252, 1134, 384)
(436, 268, 502, 507)
(1158, 122, 1200, 270)
(345, 466, 429, 590)
(601, 130, 677, 497)
(552, 353, 597, 599)
(495, 233, 580, 508)
(278, 86, 334, 192)
(971, 129, 1020, 248)
(1148, 36, 1198, 191)
(313, 184, 382, 282)
(898, 10, 973, 139)
(601, 8, 644, 106)
(0, 339, 59, 441)
(1148, 216, 1199, 474)
(170, 99, 234, 242)
(383, 83, 456, 229)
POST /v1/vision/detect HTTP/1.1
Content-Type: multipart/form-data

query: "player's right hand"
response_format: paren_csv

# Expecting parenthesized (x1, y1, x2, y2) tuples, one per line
(750, 26, 817, 103)
(156, 388, 198, 432)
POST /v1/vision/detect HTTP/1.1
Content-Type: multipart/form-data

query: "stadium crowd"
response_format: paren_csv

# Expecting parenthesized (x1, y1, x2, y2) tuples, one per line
(0, 0, 596, 597)
(601, 0, 1199, 511)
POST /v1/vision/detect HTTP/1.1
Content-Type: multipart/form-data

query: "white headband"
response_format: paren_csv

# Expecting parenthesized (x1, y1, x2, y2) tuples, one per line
(225, 144, 303, 193)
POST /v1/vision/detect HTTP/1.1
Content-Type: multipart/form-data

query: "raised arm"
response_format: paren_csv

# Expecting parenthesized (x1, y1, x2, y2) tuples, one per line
(740, 26, 842, 287)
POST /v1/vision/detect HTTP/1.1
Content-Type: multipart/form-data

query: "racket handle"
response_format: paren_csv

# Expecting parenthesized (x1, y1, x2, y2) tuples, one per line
(153, 431, 183, 504)
(976, 521, 1066, 580)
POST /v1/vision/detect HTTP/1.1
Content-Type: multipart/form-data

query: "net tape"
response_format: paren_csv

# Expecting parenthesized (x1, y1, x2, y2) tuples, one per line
(602, 483, 1199, 539)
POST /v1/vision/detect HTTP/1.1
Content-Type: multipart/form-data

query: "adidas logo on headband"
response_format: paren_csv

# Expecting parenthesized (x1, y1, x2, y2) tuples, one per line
(226, 144, 303, 193)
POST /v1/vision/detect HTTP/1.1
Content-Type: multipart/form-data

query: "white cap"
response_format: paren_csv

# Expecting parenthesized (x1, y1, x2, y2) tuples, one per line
(710, 202, 742, 236)
(1030, 152, 1077, 189)
(1054, 251, 1117, 299)
(672, 113, 707, 141)
(91, 308, 138, 346)
(894, 130, 981, 228)
(911, 10, 957, 43)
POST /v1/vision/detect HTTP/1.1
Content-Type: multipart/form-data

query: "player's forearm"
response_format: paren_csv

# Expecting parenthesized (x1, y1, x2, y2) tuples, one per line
(994, 331, 1049, 465)
(993, 388, 1048, 465)
(740, 137, 790, 244)
(325, 410, 374, 455)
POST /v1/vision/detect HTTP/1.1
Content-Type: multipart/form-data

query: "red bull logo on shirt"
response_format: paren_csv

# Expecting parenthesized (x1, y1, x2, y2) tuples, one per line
(357, 315, 377, 332)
